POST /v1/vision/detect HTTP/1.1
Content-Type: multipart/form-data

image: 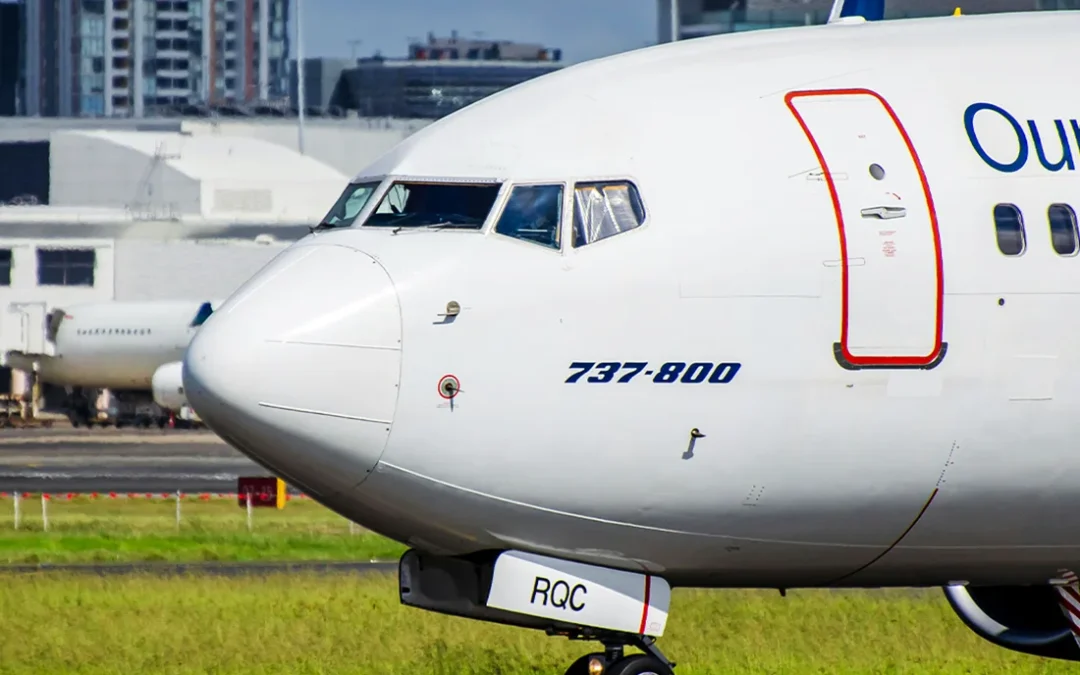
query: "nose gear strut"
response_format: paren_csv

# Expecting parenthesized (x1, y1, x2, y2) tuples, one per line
(556, 628, 675, 675)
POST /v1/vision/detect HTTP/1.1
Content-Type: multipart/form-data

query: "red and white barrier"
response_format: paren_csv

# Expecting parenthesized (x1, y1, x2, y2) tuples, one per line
(0, 492, 310, 500)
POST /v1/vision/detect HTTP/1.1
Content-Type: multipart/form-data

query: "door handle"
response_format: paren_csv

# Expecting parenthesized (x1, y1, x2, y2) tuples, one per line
(860, 206, 907, 220)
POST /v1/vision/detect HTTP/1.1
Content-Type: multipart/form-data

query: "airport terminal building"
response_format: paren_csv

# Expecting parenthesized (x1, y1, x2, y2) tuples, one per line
(0, 116, 430, 410)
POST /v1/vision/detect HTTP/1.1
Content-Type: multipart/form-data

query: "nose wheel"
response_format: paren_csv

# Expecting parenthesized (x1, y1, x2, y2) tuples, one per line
(565, 654, 672, 675)
(562, 635, 674, 675)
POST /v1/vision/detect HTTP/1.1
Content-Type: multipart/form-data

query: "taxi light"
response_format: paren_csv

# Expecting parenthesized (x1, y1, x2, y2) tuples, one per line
(587, 657, 604, 675)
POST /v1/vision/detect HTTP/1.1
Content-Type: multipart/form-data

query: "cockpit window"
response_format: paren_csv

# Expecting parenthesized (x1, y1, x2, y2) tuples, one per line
(493, 184, 563, 250)
(318, 181, 381, 229)
(572, 181, 646, 248)
(191, 302, 213, 327)
(362, 181, 501, 229)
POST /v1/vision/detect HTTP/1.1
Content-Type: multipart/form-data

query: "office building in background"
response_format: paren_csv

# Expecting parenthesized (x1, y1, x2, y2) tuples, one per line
(11, 0, 289, 118)
(297, 33, 564, 120)
(658, 0, 1080, 40)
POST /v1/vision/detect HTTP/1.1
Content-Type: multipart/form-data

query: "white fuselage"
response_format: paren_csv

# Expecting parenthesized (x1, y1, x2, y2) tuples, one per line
(22, 300, 215, 390)
(184, 12, 1080, 591)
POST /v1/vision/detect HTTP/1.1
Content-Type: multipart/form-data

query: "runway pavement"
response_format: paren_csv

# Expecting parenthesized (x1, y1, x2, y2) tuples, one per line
(0, 427, 269, 493)
(0, 560, 399, 576)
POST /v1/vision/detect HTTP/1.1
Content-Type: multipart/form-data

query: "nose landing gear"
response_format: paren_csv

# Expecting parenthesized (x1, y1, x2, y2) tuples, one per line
(561, 633, 674, 675)
(398, 548, 678, 675)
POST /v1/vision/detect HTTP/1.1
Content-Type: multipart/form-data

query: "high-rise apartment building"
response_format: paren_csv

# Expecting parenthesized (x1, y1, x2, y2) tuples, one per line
(18, 0, 289, 118)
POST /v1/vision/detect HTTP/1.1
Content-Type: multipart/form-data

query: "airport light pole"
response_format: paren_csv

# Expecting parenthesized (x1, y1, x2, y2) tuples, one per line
(671, 0, 680, 42)
(296, 0, 306, 155)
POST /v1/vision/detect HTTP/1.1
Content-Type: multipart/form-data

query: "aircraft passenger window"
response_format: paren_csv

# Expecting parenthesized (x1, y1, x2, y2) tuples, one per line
(0, 249, 11, 286)
(572, 181, 646, 248)
(993, 204, 1025, 256)
(317, 181, 381, 229)
(1048, 204, 1079, 257)
(362, 181, 502, 230)
(493, 184, 563, 250)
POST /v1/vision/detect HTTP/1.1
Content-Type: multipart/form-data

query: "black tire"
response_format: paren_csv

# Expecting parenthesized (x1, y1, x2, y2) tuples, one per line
(606, 654, 673, 675)
(564, 653, 609, 675)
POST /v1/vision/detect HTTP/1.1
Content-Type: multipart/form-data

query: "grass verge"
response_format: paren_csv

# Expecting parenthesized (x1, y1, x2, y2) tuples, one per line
(0, 495, 406, 564)
(0, 573, 1071, 674)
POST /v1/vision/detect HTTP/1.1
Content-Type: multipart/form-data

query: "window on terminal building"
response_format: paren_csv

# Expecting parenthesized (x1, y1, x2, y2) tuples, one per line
(37, 248, 95, 287)
(493, 184, 563, 250)
(0, 250, 11, 286)
(572, 181, 646, 248)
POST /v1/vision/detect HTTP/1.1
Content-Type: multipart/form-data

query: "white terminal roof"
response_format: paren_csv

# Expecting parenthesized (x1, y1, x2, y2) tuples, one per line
(83, 130, 335, 181)
(44, 130, 351, 225)
(0, 205, 313, 237)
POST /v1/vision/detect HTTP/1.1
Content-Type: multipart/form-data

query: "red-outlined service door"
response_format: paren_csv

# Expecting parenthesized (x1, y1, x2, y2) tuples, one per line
(786, 88, 945, 370)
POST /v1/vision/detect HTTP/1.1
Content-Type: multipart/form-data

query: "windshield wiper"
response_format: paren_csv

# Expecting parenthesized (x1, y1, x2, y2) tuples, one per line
(391, 221, 477, 235)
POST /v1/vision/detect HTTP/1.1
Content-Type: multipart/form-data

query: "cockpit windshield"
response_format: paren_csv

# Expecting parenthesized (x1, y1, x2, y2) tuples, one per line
(316, 181, 381, 230)
(361, 181, 502, 230)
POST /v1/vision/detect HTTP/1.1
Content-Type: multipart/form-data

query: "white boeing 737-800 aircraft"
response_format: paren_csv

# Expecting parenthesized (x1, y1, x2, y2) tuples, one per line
(182, 6, 1080, 673)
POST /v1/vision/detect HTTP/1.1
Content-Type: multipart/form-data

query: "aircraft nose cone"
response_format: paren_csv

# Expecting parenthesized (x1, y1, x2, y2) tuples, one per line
(183, 243, 402, 498)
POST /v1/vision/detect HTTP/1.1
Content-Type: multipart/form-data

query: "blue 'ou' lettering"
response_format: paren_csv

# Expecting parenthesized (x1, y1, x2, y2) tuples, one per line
(1028, 119, 1075, 172)
(965, 102, 1079, 173)
(964, 102, 1028, 173)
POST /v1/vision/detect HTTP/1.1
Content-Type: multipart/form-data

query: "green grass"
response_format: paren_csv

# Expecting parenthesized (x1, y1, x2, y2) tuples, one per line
(0, 497, 1073, 673)
(0, 574, 1070, 674)
(0, 495, 406, 564)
